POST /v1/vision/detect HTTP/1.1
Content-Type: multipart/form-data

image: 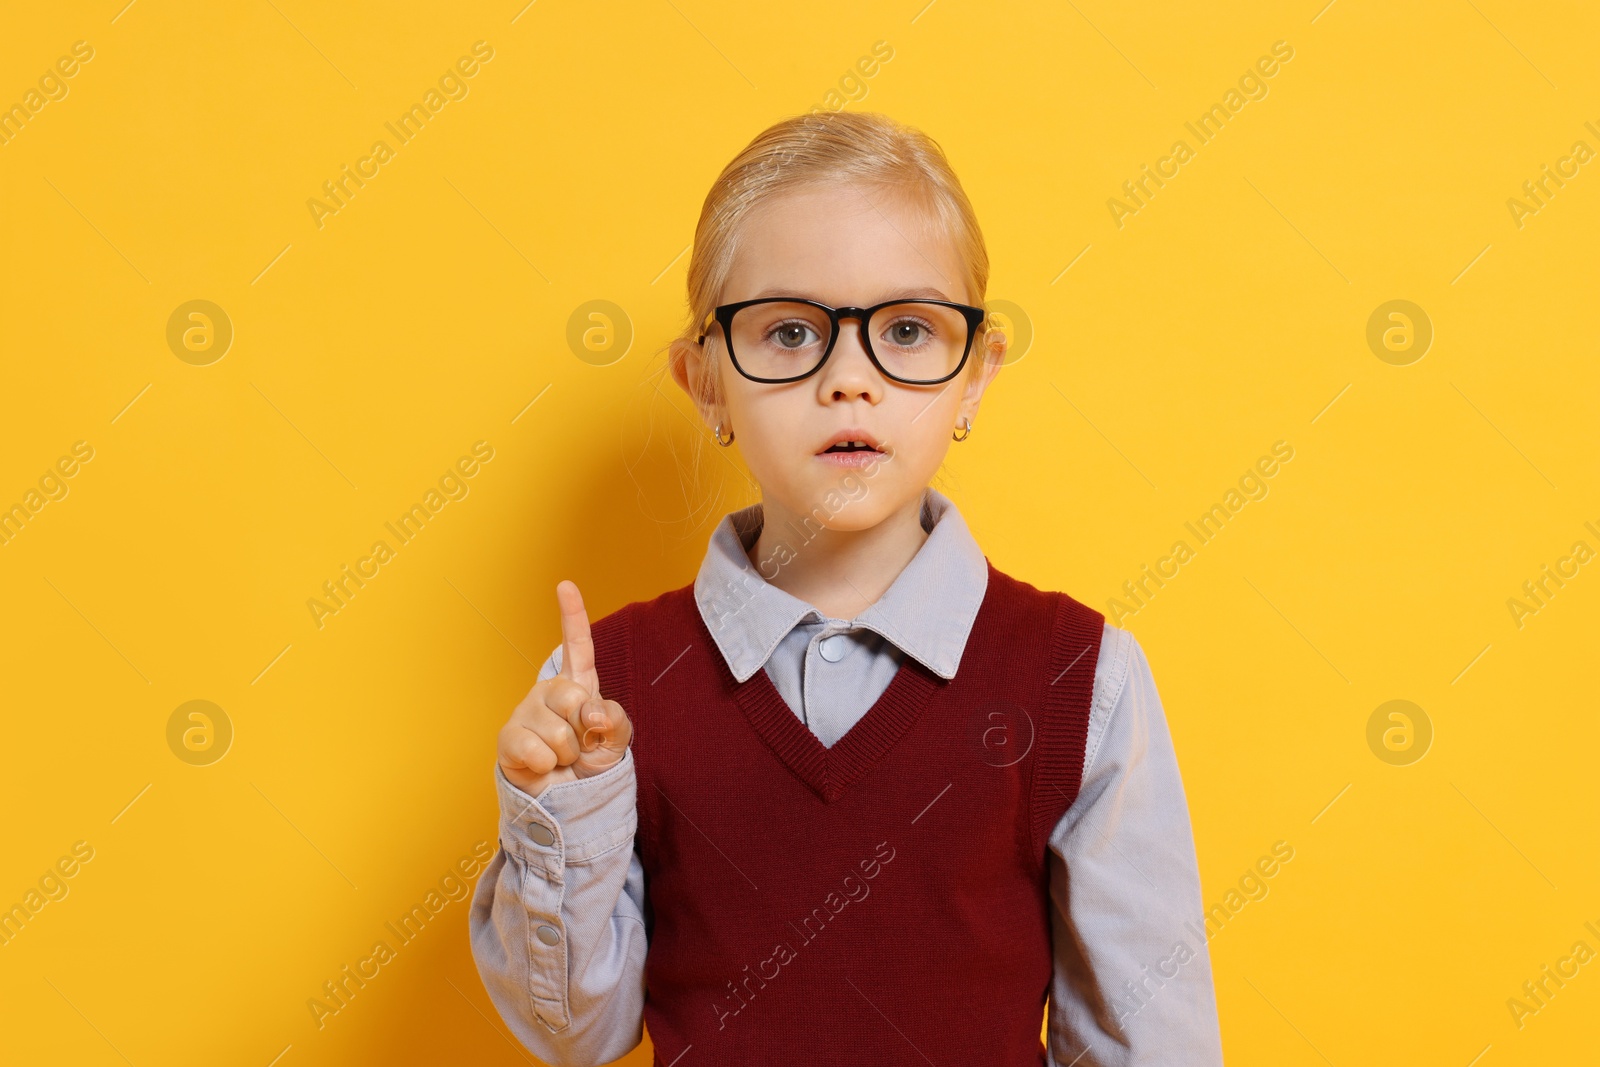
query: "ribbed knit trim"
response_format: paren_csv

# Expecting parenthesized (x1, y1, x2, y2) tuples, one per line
(590, 599, 642, 842)
(591, 600, 635, 712)
(1028, 591, 1105, 869)
(714, 614, 942, 805)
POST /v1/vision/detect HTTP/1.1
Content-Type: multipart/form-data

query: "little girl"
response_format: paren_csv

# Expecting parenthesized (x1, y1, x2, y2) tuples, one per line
(470, 111, 1224, 1066)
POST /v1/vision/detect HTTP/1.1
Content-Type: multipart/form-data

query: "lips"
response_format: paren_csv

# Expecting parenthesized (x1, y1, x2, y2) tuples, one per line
(817, 429, 885, 455)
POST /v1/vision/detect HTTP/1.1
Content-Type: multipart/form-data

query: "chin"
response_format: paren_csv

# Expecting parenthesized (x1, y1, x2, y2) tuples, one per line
(781, 476, 923, 532)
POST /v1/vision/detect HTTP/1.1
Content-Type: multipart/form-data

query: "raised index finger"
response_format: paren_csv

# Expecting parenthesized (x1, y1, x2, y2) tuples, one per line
(556, 580, 600, 698)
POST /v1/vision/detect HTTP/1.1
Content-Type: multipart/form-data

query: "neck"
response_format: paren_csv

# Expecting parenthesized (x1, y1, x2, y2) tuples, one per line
(746, 489, 930, 620)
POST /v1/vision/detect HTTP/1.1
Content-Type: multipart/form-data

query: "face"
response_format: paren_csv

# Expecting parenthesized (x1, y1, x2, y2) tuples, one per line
(672, 182, 1006, 532)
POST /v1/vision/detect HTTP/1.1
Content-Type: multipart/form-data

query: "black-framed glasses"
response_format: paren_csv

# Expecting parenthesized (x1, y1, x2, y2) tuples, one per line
(695, 297, 989, 385)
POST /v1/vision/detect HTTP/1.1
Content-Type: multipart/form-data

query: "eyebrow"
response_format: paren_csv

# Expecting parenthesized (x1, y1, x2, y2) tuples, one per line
(749, 285, 954, 302)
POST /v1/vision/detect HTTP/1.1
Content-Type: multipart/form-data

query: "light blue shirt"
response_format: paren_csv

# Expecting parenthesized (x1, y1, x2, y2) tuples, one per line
(469, 487, 1224, 1066)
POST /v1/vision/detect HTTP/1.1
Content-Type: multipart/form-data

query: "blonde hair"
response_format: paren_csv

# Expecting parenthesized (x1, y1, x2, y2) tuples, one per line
(671, 110, 990, 411)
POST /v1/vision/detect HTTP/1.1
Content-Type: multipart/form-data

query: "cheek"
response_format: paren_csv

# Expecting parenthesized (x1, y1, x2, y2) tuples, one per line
(889, 394, 957, 467)
(725, 389, 805, 472)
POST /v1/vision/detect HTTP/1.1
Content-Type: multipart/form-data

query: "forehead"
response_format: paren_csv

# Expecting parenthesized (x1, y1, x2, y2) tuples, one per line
(722, 182, 969, 305)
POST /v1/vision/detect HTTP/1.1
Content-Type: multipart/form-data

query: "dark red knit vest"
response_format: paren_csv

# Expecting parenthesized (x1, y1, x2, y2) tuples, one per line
(588, 559, 1104, 1066)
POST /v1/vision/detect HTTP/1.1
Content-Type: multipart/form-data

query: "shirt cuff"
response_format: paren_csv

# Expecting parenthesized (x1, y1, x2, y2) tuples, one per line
(494, 748, 637, 866)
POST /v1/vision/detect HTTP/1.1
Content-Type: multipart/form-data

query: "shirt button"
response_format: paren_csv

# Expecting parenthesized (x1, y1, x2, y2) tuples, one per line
(527, 823, 555, 847)
(819, 633, 850, 662)
(536, 924, 562, 946)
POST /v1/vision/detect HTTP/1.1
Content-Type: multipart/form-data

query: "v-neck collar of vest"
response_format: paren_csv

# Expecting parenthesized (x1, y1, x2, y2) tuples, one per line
(712, 623, 943, 805)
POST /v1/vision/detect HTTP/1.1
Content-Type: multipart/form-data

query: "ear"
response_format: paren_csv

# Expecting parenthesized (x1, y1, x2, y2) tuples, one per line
(669, 336, 723, 430)
(957, 324, 1007, 422)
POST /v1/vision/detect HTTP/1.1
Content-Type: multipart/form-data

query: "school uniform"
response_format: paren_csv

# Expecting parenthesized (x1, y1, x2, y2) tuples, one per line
(470, 487, 1224, 1066)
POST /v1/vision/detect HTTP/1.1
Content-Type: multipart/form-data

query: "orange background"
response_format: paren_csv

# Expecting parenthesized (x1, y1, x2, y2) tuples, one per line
(1, 1, 1596, 1064)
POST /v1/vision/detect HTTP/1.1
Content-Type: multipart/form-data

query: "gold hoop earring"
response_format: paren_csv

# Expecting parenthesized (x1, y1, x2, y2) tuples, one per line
(714, 421, 735, 447)
(952, 416, 972, 442)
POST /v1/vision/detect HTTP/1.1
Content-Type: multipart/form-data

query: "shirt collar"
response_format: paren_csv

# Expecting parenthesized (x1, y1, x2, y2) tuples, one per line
(692, 486, 989, 683)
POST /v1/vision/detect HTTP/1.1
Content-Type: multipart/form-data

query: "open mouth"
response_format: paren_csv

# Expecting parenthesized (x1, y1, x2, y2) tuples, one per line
(821, 441, 882, 454)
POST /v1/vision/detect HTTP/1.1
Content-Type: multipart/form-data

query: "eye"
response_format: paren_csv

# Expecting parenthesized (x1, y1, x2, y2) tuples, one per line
(882, 316, 936, 348)
(767, 319, 822, 349)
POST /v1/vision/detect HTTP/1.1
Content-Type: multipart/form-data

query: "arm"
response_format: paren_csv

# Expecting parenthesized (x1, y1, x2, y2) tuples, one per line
(469, 644, 650, 1067)
(1045, 626, 1224, 1067)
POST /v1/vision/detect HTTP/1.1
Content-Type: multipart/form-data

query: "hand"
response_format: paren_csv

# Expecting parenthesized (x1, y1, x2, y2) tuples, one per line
(497, 580, 633, 796)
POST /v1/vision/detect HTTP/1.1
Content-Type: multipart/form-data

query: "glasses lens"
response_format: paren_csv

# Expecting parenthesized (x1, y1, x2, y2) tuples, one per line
(726, 300, 971, 382)
(867, 302, 970, 382)
(728, 302, 833, 379)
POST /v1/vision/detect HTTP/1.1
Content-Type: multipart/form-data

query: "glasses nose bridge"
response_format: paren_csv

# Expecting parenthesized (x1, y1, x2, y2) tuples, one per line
(817, 306, 887, 396)
(828, 305, 875, 351)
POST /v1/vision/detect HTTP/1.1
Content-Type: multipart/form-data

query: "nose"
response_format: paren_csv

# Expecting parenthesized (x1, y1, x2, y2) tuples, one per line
(818, 317, 882, 401)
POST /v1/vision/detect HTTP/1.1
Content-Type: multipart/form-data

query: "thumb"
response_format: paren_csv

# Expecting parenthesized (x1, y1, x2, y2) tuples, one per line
(576, 698, 629, 756)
